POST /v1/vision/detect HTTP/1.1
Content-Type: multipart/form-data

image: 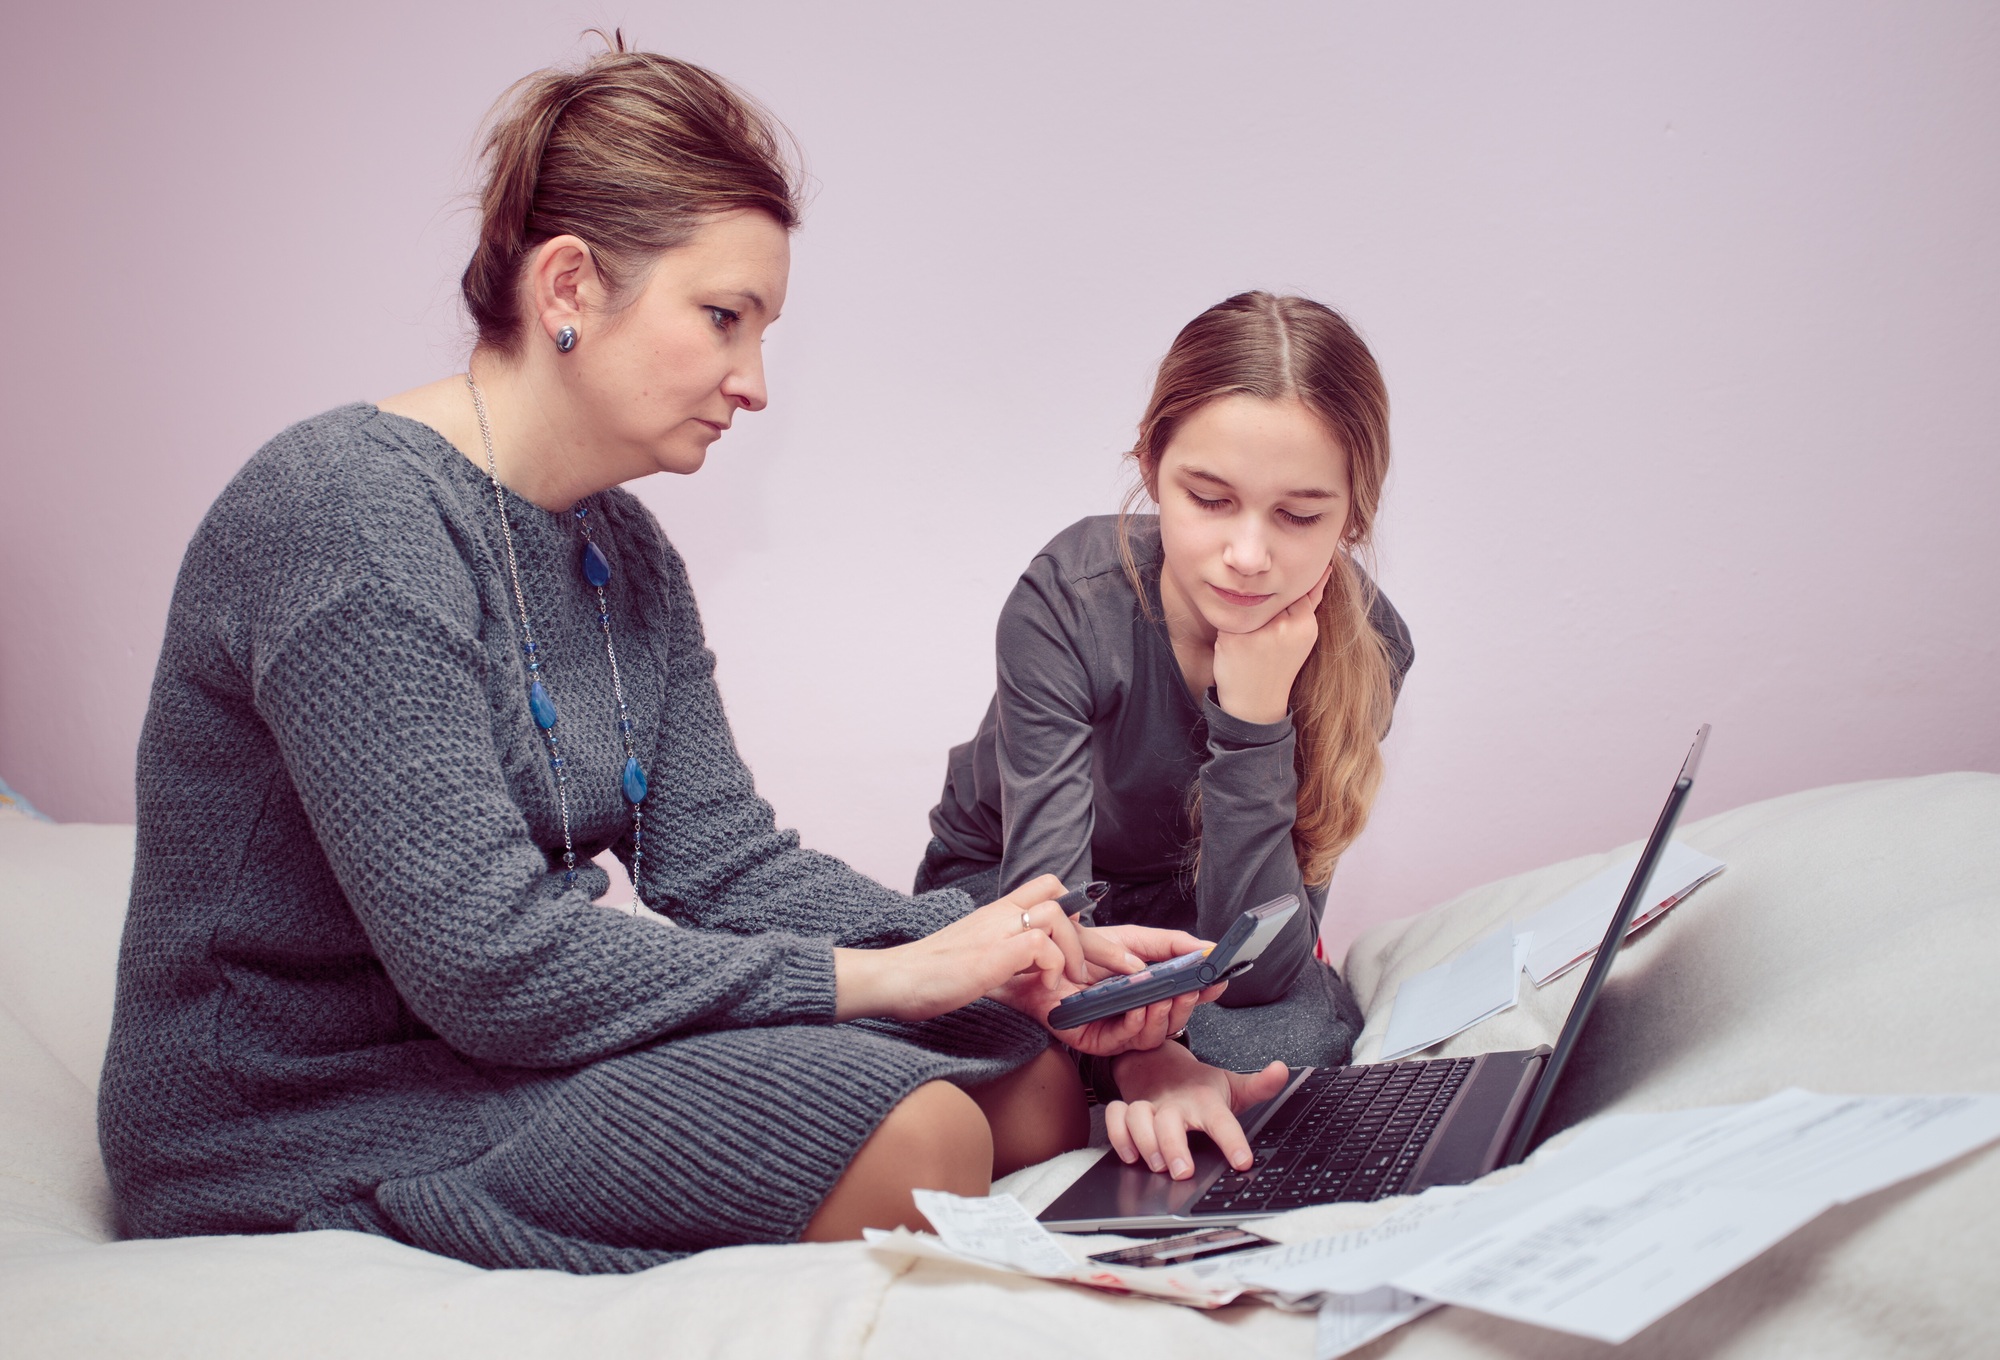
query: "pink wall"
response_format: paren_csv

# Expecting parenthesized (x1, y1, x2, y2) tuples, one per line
(3, 2, 1996, 953)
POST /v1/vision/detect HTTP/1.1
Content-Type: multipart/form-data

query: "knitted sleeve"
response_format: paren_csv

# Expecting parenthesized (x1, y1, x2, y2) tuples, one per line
(253, 576, 843, 1067)
(617, 524, 976, 948)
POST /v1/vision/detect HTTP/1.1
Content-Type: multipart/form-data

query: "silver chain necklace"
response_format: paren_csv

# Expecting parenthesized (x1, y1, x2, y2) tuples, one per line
(466, 372, 650, 912)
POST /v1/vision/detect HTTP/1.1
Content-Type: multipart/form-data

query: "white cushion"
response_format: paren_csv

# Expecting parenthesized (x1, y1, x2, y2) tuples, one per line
(0, 818, 132, 1093)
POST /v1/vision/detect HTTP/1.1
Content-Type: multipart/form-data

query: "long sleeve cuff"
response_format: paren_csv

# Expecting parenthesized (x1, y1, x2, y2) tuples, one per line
(1201, 694, 1295, 750)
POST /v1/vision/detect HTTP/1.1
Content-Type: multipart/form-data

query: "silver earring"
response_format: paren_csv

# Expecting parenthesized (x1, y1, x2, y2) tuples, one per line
(555, 325, 578, 353)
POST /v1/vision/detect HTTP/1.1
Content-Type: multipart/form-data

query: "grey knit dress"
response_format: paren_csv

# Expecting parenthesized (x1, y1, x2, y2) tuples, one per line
(96, 405, 1049, 1273)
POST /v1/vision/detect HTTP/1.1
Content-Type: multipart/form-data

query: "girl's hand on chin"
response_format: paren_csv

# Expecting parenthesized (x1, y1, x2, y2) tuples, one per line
(1211, 562, 1333, 725)
(833, 875, 1081, 1022)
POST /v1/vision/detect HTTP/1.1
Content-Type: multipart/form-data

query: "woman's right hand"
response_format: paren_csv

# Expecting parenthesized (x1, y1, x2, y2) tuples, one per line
(832, 875, 1081, 1022)
(991, 923, 1230, 1055)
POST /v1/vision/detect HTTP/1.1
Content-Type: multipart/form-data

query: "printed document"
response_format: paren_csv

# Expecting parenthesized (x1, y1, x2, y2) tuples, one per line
(881, 1091, 2000, 1347)
(1522, 840, 1724, 986)
(909, 1189, 1073, 1274)
(1378, 926, 1530, 1062)
(872, 1191, 1246, 1307)
(1250, 1089, 2000, 1344)
(1316, 1289, 1435, 1359)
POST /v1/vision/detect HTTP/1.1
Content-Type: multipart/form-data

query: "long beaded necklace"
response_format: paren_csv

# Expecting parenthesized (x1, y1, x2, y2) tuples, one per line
(466, 373, 651, 909)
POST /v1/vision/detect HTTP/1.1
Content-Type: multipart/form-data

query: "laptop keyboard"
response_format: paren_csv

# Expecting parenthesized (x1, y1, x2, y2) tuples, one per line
(1190, 1056, 1478, 1215)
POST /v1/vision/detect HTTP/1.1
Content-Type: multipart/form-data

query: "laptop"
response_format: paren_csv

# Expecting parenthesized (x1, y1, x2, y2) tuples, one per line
(1040, 725, 1711, 1233)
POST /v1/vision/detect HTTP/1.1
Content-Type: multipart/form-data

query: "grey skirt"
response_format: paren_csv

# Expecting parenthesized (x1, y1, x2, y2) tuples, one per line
(302, 1001, 1049, 1273)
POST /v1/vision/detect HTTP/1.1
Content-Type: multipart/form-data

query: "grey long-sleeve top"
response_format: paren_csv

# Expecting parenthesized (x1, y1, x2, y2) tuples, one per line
(928, 516, 1413, 1006)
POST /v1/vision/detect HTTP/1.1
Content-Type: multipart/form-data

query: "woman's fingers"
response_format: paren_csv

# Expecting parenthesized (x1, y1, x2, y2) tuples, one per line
(1010, 921, 1065, 975)
(1105, 925, 1208, 963)
(1078, 925, 1145, 976)
(1161, 990, 1202, 1038)
(1002, 875, 1088, 983)
(1134, 998, 1177, 1050)
(1010, 873, 1069, 908)
(1083, 1007, 1145, 1051)
(985, 920, 1064, 992)
(1034, 904, 1091, 983)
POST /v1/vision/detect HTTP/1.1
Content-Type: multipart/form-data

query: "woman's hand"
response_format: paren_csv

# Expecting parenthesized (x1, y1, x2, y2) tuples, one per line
(833, 875, 1082, 1022)
(988, 923, 1229, 1056)
(1211, 562, 1333, 725)
(1104, 1043, 1291, 1180)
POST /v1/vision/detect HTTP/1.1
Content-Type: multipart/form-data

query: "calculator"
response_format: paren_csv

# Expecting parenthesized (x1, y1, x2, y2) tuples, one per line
(1047, 895, 1299, 1030)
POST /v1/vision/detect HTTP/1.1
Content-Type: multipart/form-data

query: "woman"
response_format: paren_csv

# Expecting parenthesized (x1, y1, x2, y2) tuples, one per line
(96, 45, 1224, 1274)
(920, 292, 1415, 1094)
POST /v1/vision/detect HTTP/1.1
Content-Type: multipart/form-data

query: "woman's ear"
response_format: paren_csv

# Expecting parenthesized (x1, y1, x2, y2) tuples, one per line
(525, 235, 602, 350)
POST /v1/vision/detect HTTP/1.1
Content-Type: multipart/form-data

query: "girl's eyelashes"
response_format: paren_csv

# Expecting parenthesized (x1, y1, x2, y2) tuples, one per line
(1181, 484, 1327, 528)
(705, 305, 741, 331)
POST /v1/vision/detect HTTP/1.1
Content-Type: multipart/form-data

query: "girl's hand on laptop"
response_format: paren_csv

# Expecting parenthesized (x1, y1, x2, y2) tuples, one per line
(988, 924, 1229, 1055)
(835, 875, 1081, 1021)
(1104, 1044, 1291, 1180)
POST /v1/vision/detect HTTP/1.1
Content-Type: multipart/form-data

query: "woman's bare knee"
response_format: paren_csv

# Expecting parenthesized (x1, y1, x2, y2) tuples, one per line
(801, 1081, 993, 1241)
(969, 1046, 1090, 1177)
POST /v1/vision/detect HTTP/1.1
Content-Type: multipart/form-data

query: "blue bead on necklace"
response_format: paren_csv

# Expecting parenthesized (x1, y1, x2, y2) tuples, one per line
(466, 373, 651, 906)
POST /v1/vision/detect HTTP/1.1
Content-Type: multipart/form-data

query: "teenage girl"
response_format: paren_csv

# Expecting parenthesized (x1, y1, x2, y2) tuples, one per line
(920, 292, 1414, 1097)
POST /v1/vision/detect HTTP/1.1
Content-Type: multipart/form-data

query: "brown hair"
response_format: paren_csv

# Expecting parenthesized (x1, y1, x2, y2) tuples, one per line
(1120, 291, 1397, 886)
(461, 36, 803, 353)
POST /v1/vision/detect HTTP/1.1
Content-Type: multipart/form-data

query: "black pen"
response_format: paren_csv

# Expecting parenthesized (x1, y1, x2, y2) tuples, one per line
(1055, 880, 1109, 917)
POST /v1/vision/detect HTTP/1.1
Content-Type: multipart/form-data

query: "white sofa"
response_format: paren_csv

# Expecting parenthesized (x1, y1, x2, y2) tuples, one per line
(4, 772, 1996, 1358)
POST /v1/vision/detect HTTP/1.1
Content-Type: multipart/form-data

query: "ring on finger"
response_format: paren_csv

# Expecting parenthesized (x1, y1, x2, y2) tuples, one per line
(1021, 909, 1033, 931)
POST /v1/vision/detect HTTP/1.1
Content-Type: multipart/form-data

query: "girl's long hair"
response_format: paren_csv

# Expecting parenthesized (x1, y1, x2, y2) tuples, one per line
(1118, 291, 1396, 886)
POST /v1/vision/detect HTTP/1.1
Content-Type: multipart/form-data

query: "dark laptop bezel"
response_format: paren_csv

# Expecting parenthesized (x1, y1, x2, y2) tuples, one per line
(1500, 723, 1708, 1163)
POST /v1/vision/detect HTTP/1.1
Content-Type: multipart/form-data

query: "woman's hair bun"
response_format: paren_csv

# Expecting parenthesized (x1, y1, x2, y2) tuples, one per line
(460, 37, 803, 352)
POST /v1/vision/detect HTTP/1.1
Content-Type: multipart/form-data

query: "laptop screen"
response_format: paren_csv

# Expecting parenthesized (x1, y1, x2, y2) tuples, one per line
(1499, 725, 1710, 1165)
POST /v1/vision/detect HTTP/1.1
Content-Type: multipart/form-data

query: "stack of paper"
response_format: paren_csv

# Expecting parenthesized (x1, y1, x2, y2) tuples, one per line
(1377, 841, 1725, 1061)
(1377, 927, 1531, 1062)
(1241, 1089, 2000, 1347)
(867, 1192, 1249, 1307)
(1520, 841, 1724, 986)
